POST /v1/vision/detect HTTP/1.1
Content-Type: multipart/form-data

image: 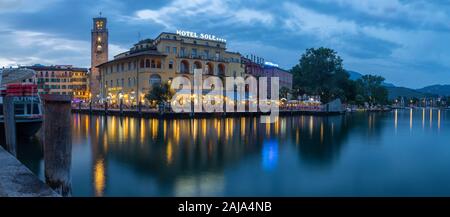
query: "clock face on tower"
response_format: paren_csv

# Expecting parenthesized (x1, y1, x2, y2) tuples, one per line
(96, 21, 104, 30)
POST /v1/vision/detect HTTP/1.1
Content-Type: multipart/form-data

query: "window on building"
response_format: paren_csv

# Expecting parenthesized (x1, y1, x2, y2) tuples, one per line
(166, 46, 170, 54)
(116, 79, 119, 86)
(121, 78, 124, 87)
(51, 71, 55, 77)
(192, 48, 197, 57)
(180, 47, 185, 56)
(116, 64, 120, 72)
(128, 77, 131, 87)
(204, 50, 209, 58)
(149, 74, 161, 86)
(151, 59, 156, 68)
(169, 60, 174, 69)
(145, 59, 150, 68)
(173, 47, 177, 54)
(156, 59, 161, 68)
(128, 62, 131, 71)
(140, 59, 145, 68)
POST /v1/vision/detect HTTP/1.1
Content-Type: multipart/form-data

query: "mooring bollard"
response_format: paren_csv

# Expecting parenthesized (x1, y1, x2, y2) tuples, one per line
(138, 101, 142, 114)
(104, 101, 108, 115)
(120, 98, 123, 115)
(2, 96, 17, 157)
(42, 94, 72, 197)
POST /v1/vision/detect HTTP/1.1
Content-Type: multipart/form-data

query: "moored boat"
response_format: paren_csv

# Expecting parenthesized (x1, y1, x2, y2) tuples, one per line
(0, 68, 43, 138)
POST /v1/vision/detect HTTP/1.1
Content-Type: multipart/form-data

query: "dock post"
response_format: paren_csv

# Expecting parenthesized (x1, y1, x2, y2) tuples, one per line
(42, 94, 72, 197)
(89, 101, 92, 114)
(120, 98, 123, 115)
(138, 101, 142, 114)
(104, 100, 108, 115)
(3, 96, 16, 157)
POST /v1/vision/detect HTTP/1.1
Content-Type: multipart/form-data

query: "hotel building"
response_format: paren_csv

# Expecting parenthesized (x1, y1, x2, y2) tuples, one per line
(242, 56, 293, 97)
(97, 31, 246, 105)
(23, 65, 89, 101)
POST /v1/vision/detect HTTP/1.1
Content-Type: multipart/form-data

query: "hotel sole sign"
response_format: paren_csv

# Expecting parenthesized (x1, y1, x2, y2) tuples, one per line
(176, 30, 226, 43)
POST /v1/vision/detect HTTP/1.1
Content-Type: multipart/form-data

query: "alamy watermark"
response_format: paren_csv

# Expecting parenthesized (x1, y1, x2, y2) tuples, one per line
(170, 69, 279, 123)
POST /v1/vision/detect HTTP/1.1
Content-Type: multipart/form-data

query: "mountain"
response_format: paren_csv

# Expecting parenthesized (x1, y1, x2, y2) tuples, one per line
(416, 85, 450, 97)
(387, 86, 436, 100)
(347, 70, 363, 80)
(347, 70, 395, 87)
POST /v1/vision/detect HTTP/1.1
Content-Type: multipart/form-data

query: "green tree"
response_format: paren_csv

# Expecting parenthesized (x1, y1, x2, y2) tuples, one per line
(355, 75, 388, 105)
(291, 47, 352, 103)
(145, 82, 174, 106)
(280, 87, 290, 99)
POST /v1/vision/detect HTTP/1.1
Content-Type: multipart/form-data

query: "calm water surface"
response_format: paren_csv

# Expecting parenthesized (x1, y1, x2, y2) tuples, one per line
(15, 109, 450, 196)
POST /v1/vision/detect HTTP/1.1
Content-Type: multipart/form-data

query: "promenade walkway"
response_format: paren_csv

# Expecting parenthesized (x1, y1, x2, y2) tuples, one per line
(0, 146, 58, 197)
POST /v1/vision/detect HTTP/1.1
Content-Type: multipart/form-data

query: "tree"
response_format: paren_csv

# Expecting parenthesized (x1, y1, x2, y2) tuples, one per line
(291, 47, 352, 103)
(280, 87, 290, 99)
(145, 82, 174, 106)
(355, 75, 388, 105)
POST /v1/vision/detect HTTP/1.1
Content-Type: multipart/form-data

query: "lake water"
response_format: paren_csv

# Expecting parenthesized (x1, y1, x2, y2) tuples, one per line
(15, 109, 450, 196)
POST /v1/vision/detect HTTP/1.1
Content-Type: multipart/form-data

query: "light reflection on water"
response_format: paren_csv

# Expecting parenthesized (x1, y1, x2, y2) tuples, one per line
(15, 108, 450, 196)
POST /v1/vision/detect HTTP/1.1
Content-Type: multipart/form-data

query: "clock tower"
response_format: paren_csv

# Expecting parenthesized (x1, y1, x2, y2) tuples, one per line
(90, 14, 108, 100)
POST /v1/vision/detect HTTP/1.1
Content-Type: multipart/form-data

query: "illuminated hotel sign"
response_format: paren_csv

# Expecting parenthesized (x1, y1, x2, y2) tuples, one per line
(264, 62, 279, 67)
(176, 30, 227, 43)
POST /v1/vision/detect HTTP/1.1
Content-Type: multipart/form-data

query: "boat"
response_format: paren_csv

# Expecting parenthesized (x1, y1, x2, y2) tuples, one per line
(0, 68, 43, 138)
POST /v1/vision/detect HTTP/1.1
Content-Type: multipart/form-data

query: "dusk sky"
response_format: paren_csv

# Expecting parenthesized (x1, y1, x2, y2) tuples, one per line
(1, 0, 450, 88)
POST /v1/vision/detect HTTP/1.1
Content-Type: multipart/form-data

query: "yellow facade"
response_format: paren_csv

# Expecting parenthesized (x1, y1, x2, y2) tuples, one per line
(26, 65, 89, 100)
(98, 32, 246, 105)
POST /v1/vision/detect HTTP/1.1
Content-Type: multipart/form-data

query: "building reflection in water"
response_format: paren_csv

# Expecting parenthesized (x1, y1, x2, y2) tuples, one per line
(94, 158, 106, 196)
(15, 111, 395, 196)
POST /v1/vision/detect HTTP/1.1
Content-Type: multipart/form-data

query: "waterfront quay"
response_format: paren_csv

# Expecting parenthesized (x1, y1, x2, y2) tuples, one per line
(71, 107, 343, 119)
(0, 146, 57, 197)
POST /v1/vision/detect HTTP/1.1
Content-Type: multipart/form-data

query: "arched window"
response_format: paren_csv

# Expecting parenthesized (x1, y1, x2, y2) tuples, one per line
(149, 74, 162, 86)
(206, 62, 214, 75)
(194, 61, 202, 69)
(218, 64, 225, 76)
(145, 59, 150, 68)
(151, 59, 156, 68)
(180, 60, 189, 74)
(140, 59, 145, 68)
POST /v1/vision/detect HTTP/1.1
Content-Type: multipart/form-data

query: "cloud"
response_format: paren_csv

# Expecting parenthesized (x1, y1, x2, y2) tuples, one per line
(0, 27, 127, 68)
(0, 0, 61, 13)
(317, 0, 450, 29)
(283, 2, 358, 38)
(132, 0, 273, 29)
